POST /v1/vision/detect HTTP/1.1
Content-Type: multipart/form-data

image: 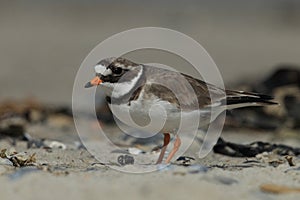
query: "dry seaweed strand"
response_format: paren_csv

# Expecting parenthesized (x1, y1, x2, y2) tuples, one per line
(284, 155, 296, 167)
(0, 149, 36, 167)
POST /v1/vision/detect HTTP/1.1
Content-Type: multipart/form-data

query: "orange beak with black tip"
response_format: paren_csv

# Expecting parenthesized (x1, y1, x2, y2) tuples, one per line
(85, 76, 103, 88)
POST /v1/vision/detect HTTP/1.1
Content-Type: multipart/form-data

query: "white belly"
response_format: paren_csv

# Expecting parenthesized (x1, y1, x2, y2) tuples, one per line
(108, 98, 223, 135)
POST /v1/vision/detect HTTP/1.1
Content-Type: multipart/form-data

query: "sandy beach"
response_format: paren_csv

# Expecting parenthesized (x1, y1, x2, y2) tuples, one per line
(0, 117, 300, 200)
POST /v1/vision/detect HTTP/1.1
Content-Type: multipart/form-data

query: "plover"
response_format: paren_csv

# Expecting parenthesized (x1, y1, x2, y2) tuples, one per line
(85, 57, 277, 164)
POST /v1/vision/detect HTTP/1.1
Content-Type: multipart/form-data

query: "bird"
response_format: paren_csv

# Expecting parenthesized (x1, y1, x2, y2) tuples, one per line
(85, 57, 277, 164)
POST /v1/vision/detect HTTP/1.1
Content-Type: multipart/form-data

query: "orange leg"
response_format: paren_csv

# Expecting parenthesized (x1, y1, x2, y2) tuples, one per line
(156, 133, 171, 164)
(165, 135, 181, 164)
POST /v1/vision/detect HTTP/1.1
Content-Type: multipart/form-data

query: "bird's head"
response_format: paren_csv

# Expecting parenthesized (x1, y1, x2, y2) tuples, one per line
(85, 57, 143, 97)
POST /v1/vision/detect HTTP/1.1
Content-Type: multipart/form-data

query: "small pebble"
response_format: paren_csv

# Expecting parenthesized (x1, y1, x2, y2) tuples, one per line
(187, 165, 208, 174)
(128, 147, 144, 155)
(214, 176, 238, 185)
(44, 141, 67, 150)
(0, 158, 13, 166)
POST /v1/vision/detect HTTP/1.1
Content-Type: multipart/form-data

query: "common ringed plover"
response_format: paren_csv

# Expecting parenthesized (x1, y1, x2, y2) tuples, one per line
(85, 57, 277, 164)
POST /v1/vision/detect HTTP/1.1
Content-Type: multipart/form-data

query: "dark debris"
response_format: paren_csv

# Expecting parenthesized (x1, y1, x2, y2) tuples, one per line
(117, 155, 134, 166)
(225, 66, 300, 131)
(213, 137, 300, 157)
(175, 156, 195, 166)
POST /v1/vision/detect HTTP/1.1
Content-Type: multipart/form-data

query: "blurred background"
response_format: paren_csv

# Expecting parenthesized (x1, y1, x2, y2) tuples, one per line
(0, 0, 300, 106)
(1, 1, 300, 195)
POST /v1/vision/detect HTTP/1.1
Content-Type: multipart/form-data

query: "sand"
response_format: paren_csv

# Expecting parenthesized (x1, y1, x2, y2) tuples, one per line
(0, 120, 299, 200)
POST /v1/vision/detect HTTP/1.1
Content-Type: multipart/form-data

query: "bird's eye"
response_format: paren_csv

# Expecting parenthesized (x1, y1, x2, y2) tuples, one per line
(113, 67, 123, 74)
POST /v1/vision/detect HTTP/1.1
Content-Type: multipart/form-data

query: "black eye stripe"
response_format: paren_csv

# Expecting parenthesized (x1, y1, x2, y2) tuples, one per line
(112, 67, 122, 74)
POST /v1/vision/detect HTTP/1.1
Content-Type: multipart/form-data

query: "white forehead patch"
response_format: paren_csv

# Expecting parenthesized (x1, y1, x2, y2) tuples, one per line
(94, 64, 112, 75)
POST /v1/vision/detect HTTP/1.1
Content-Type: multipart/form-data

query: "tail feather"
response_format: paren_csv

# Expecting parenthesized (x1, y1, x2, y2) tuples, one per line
(223, 90, 278, 109)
